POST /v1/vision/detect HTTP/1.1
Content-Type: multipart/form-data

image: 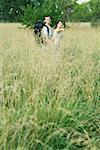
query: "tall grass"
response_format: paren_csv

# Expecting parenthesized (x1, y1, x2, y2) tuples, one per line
(0, 23, 100, 150)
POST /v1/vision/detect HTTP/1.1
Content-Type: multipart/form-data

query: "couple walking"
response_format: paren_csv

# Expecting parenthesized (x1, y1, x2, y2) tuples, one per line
(41, 16, 64, 49)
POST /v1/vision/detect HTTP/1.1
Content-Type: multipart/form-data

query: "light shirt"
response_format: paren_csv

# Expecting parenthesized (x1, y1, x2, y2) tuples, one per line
(41, 25, 53, 38)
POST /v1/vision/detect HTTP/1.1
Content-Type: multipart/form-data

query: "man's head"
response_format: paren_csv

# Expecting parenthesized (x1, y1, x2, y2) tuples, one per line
(44, 16, 51, 25)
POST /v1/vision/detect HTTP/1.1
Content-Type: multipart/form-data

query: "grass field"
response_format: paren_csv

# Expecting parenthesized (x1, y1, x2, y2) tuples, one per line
(0, 23, 100, 150)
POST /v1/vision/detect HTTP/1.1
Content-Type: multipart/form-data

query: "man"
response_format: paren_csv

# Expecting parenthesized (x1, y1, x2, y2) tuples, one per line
(41, 16, 53, 44)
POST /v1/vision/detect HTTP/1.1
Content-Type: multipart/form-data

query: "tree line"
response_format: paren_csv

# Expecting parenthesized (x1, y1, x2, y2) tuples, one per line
(0, 0, 100, 27)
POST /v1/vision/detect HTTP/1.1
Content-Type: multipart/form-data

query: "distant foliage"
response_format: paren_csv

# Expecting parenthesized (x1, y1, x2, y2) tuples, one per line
(70, 3, 92, 22)
(90, 0, 100, 27)
(91, 18, 100, 28)
(0, 0, 100, 27)
(20, 0, 73, 27)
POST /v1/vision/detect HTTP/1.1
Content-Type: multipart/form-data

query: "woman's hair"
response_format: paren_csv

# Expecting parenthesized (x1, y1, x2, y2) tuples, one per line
(55, 20, 63, 29)
(55, 20, 66, 29)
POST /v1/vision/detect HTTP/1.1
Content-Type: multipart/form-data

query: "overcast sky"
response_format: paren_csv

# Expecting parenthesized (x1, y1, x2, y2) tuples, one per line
(77, 0, 91, 4)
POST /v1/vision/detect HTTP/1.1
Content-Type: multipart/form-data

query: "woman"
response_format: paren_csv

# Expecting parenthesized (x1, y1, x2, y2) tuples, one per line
(53, 20, 64, 49)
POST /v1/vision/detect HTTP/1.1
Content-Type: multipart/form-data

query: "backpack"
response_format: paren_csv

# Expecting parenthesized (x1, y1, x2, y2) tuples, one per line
(34, 20, 49, 44)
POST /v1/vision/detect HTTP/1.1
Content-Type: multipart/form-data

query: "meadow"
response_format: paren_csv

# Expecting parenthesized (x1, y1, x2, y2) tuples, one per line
(0, 23, 100, 150)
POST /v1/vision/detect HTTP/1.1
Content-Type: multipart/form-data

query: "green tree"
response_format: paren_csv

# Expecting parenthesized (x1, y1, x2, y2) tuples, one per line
(90, 0, 100, 20)
(0, 0, 43, 22)
(89, 0, 100, 26)
(20, 0, 74, 27)
(70, 2, 91, 22)
(0, 0, 99, 26)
